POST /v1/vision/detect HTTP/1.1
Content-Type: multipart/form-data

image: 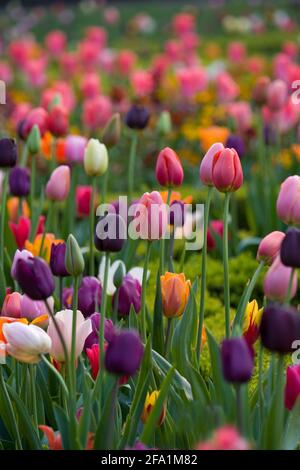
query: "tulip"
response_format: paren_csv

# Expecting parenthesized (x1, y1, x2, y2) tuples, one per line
(155, 147, 184, 187)
(25, 233, 61, 263)
(195, 426, 250, 450)
(207, 220, 224, 251)
(11, 249, 32, 279)
(98, 258, 147, 296)
(211, 147, 243, 193)
(0, 138, 17, 167)
(9, 166, 30, 197)
(161, 272, 190, 318)
(27, 124, 41, 155)
(47, 309, 92, 362)
(257, 231, 285, 265)
(20, 294, 53, 322)
(263, 255, 297, 302)
(285, 365, 300, 410)
(141, 391, 166, 426)
(9, 216, 30, 249)
(221, 337, 254, 383)
(86, 343, 101, 379)
(125, 105, 150, 130)
(45, 165, 70, 201)
(3, 322, 51, 363)
(82, 95, 112, 130)
(156, 110, 172, 136)
(133, 191, 168, 240)
(280, 227, 300, 268)
(84, 138, 108, 177)
(276, 176, 300, 225)
(260, 304, 300, 354)
(65, 135, 87, 164)
(267, 79, 288, 112)
(20, 107, 48, 139)
(112, 274, 141, 317)
(199, 142, 224, 186)
(105, 329, 144, 376)
(15, 256, 55, 300)
(47, 104, 69, 137)
(65, 234, 85, 277)
(76, 185, 92, 218)
(225, 135, 245, 158)
(252, 76, 270, 105)
(243, 300, 263, 346)
(101, 113, 121, 148)
(1, 292, 22, 318)
(50, 242, 69, 277)
(169, 200, 185, 228)
(77, 277, 102, 318)
(84, 312, 115, 350)
(94, 213, 125, 252)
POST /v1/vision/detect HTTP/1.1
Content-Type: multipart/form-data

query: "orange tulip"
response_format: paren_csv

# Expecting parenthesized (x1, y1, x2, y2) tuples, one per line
(161, 272, 191, 318)
(25, 233, 63, 262)
(7, 197, 30, 223)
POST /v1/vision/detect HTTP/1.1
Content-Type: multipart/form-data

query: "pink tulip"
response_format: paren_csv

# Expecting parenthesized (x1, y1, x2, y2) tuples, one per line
(133, 191, 168, 240)
(65, 135, 87, 164)
(172, 13, 195, 36)
(85, 27, 107, 48)
(1, 292, 22, 318)
(0, 61, 12, 84)
(131, 70, 154, 97)
(46, 166, 70, 201)
(78, 40, 99, 71)
(41, 81, 75, 113)
(212, 148, 243, 193)
(285, 365, 300, 410)
(227, 42, 247, 63)
(196, 426, 250, 450)
(226, 102, 252, 133)
(103, 7, 120, 25)
(82, 96, 112, 130)
(257, 231, 285, 265)
(277, 176, 300, 225)
(21, 107, 48, 139)
(177, 66, 207, 99)
(59, 52, 78, 78)
(47, 309, 92, 363)
(80, 73, 101, 99)
(267, 79, 288, 112)
(216, 72, 239, 103)
(21, 295, 53, 322)
(155, 147, 184, 187)
(45, 31, 66, 55)
(199, 142, 224, 186)
(282, 41, 298, 60)
(263, 255, 297, 302)
(116, 50, 136, 76)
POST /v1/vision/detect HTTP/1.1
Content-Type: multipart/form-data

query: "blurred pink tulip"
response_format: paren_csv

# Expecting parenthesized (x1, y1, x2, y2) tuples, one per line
(257, 231, 285, 265)
(82, 96, 112, 130)
(46, 165, 70, 201)
(131, 70, 154, 97)
(21, 295, 53, 322)
(267, 79, 288, 112)
(133, 191, 168, 240)
(116, 50, 136, 76)
(277, 175, 300, 224)
(45, 31, 66, 55)
(227, 102, 252, 133)
(263, 255, 297, 302)
(196, 426, 250, 450)
(80, 73, 101, 99)
(65, 135, 87, 164)
(199, 142, 224, 186)
(177, 66, 207, 99)
(216, 72, 239, 103)
(1, 292, 22, 318)
(227, 41, 247, 63)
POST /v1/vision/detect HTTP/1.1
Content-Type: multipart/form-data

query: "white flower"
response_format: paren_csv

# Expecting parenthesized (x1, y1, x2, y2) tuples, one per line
(98, 258, 150, 295)
(3, 323, 52, 364)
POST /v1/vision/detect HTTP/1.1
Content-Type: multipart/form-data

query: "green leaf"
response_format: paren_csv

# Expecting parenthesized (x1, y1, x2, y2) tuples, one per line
(152, 269, 164, 355)
(53, 403, 71, 450)
(283, 398, 300, 450)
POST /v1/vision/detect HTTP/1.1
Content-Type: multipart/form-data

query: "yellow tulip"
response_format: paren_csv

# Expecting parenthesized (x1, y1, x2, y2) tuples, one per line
(141, 391, 166, 426)
(243, 299, 263, 346)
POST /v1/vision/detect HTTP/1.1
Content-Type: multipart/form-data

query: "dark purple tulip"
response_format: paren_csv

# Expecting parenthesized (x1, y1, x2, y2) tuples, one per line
(280, 227, 300, 268)
(94, 213, 125, 253)
(125, 105, 150, 130)
(260, 304, 300, 354)
(169, 200, 185, 227)
(113, 274, 142, 317)
(50, 242, 69, 277)
(105, 329, 144, 376)
(221, 337, 253, 383)
(225, 134, 245, 158)
(15, 256, 55, 300)
(9, 166, 30, 196)
(0, 138, 17, 167)
(78, 276, 102, 318)
(84, 312, 115, 349)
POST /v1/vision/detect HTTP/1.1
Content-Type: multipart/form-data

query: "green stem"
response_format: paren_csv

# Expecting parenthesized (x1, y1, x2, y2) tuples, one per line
(141, 241, 151, 342)
(164, 318, 172, 357)
(20, 142, 28, 167)
(0, 367, 22, 450)
(89, 177, 97, 276)
(128, 132, 138, 203)
(59, 277, 63, 310)
(160, 187, 172, 274)
(0, 171, 7, 271)
(29, 154, 36, 214)
(99, 252, 110, 378)
(223, 193, 231, 339)
(41, 355, 69, 398)
(71, 276, 79, 394)
(104, 377, 119, 449)
(39, 200, 54, 257)
(29, 365, 38, 429)
(258, 341, 264, 430)
(197, 186, 213, 362)
(101, 168, 109, 204)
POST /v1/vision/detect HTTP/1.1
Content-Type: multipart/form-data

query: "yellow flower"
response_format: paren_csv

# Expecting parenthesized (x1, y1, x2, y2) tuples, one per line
(243, 300, 263, 346)
(161, 272, 191, 318)
(25, 233, 63, 262)
(141, 391, 166, 426)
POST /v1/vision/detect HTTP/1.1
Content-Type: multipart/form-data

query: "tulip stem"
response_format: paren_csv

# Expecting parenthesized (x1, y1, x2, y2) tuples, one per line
(71, 276, 79, 394)
(0, 170, 7, 272)
(128, 131, 138, 204)
(29, 365, 38, 429)
(101, 168, 109, 204)
(258, 342, 264, 429)
(44, 298, 69, 368)
(99, 252, 110, 382)
(141, 241, 151, 342)
(41, 355, 69, 398)
(59, 277, 63, 310)
(104, 377, 119, 449)
(285, 268, 295, 305)
(223, 192, 231, 339)
(89, 177, 97, 276)
(160, 187, 172, 274)
(164, 318, 172, 357)
(0, 366, 22, 450)
(29, 154, 36, 214)
(197, 186, 213, 362)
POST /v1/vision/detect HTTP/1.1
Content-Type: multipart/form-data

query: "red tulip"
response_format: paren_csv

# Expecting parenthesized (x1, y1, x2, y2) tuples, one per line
(76, 185, 92, 218)
(285, 365, 300, 410)
(212, 147, 243, 193)
(155, 147, 184, 187)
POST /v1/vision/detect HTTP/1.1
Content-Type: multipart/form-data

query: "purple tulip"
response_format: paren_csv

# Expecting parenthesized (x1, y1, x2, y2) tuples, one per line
(15, 256, 55, 300)
(225, 134, 245, 158)
(260, 304, 300, 354)
(280, 227, 300, 268)
(9, 166, 30, 197)
(105, 329, 144, 376)
(125, 105, 150, 130)
(221, 337, 253, 383)
(94, 213, 125, 253)
(78, 276, 102, 318)
(50, 242, 69, 277)
(169, 200, 185, 227)
(112, 274, 141, 317)
(0, 138, 17, 168)
(84, 312, 115, 349)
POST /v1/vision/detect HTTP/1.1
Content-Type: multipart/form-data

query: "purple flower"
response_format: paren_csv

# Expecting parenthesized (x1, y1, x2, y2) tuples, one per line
(225, 134, 245, 158)
(0, 138, 17, 167)
(113, 274, 141, 317)
(125, 105, 150, 130)
(105, 329, 144, 376)
(9, 166, 30, 197)
(78, 276, 102, 317)
(84, 312, 115, 349)
(15, 256, 55, 300)
(94, 213, 125, 253)
(280, 227, 300, 268)
(260, 304, 300, 354)
(50, 242, 69, 277)
(221, 337, 253, 383)
(169, 200, 185, 227)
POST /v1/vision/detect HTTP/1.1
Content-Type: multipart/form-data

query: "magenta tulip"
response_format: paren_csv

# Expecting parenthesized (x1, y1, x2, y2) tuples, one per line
(257, 231, 285, 265)
(155, 147, 184, 187)
(211, 147, 243, 193)
(45, 165, 70, 201)
(276, 176, 300, 225)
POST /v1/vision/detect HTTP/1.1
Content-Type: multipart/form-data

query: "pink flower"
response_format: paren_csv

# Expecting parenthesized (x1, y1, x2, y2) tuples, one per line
(45, 31, 66, 55)
(65, 135, 87, 164)
(207, 220, 224, 251)
(131, 70, 154, 97)
(2, 292, 22, 318)
(216, 72, 239, 103)
(78, 40, 99, 71)
(196, 426, 250, 450)
(47, 104, 69, 138)
(257, 231, 285, 265)
(116, 50, 136, 76)
(177, 66, 207, 99)
(199, 142, 224, 186)
(59, 52, 78, 77)
(85, 27, 107, 48)
(155, 147, 184, 187)
(46, 165, 70, 201)
(263, 255, 297, 302)
(103, 7, 120, 25)
(276, 175, 300, 225)
(24, 59, 47, 88)
(9, 216, 30, 249)
(226, 102, 252, 133)
(282, 41, 298, 60)
(20, 107, 48, 139)
(41, 81, 75, 113)
(285, 365, 300, 410)
(267, 79, 288, 112)
(227, 42, 247, 63)
(172, 13, 195, 36)
(134, 191, 168, 240)
(80, 73, 101, 99)
(76, 186, 92, 218)
(82, 96, 112, 130)
(21, 295, 53, 322)
(212, 147, 243, 193)
(0, 61, 12, 84)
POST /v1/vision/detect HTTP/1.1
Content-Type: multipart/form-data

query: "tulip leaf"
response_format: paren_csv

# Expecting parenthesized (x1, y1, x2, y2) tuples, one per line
(283, 398, 300, 450)
(93, 374, 119, 449)
(152, 268, 164, 355)
(53, 403, 71, 450)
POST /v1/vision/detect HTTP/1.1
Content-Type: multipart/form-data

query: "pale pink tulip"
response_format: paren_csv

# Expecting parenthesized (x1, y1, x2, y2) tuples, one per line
(3, 322, 51, 364)
(199, 142, 224, 186)
(257, 231, 285, 265)
(263, 255, 297, 302)
(276, 175, 300, 225)
(133, 191, 168, 241)
(46, 166, 70, 201)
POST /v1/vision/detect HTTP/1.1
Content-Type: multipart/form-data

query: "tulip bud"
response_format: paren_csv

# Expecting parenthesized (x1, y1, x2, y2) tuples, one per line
(47, 104, 69, 138)
(101, 113, 121, 148)
(161, 272, 191, 318)
(84, 138, 108, 177)
(141, 391, 166, 426)
(21, 107, 48, 139)
(156, 110, 172, 136)
(50, 242, 69, 277)
(9, 166, 30, 197)
(45, 165, 70, 201)
(267, 79, 288, 112)
(260, 304, 300, 354)
(84, 312, 115, 350)
(1, 292, 22, 318)
(285, 365, 300, 410)
(113, 261, 126, 289)
(15, 256, 55, 300)
(155, 147, 184, 187)
(199, 142, 224, 186)
(78, 276, 102, 318)
(112, 274, 141, 317)
(277, 176, 300, 225)
(257, 231, 285, 265)
(243, 300, 263, 346)
(221, 337, 253, 383)
(280, 227, 300, 268)
(105, 329, 144, 376)
(94, 213, 125, 253)
(125, 105, 150, 130)
(65, 234, 85, 276)
(133, 191, 168, 240)
(263, 255, 297, 302)
(65, 135, 87, 164)
(0, 138, 17, 168)
(212, 147, 243, 193)
(27, 125, 41, 155)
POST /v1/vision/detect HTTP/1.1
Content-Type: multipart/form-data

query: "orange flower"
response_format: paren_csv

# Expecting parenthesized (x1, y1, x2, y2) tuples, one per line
(160, 272, 191, 318)
(199, 126, 229, 152)
(141, 390, 166, 426)
(160, 190, 192, 205)
(25, 233, 63, 262)
(7, 198, 30, 223)
(41, 132, 66, 163)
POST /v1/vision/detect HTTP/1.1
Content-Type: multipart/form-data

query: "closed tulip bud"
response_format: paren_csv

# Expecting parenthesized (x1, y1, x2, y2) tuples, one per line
(257, 231, 285, 265)
(65, 234, 85, 276)
(280, 227, 300, 268)
(141, 391, 166, 426)
(84, 138, 108, 177)
(212, 147, 243, 193)
(20, 294, 54, 322)
(11, 249, 32, 279)
(3, 322, 51, 364)
(161, 272, 191, 318)
(9, 166, 30, 197)
(46, 165, 70, 201)
(221, 337, 253, 383)
(65, 135, 87, 164)
(84, 312, 115, 350)
(243, 300, 263, 346)
(113, 261, 126, 289)
(199, 142, 224, 186)
(15, 256, 55, 300)
(78, 276, 102, 318)
(94, 213, 125, 252)
(263, 255, 297, 302)
(156, 110, 172, 136)
(277, 176, 300, 225)
(112, 274, 141, 317)
(0, 138, 17, 168)
(125, 105, 150, 130)
(155, 147, 184, 187)
(27, 124, 41, 155)
(285, 365, 300, 410)
(101, 113, 121, 148)
(50, 242, 69, 277)
(267, 79, 288, 112)
(1, 292, 22, 318)
(47, 104, 69, 137)
(105, 329, 144, 376)
(260, 304, 300, 354)
(169, 200, 185, 227)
